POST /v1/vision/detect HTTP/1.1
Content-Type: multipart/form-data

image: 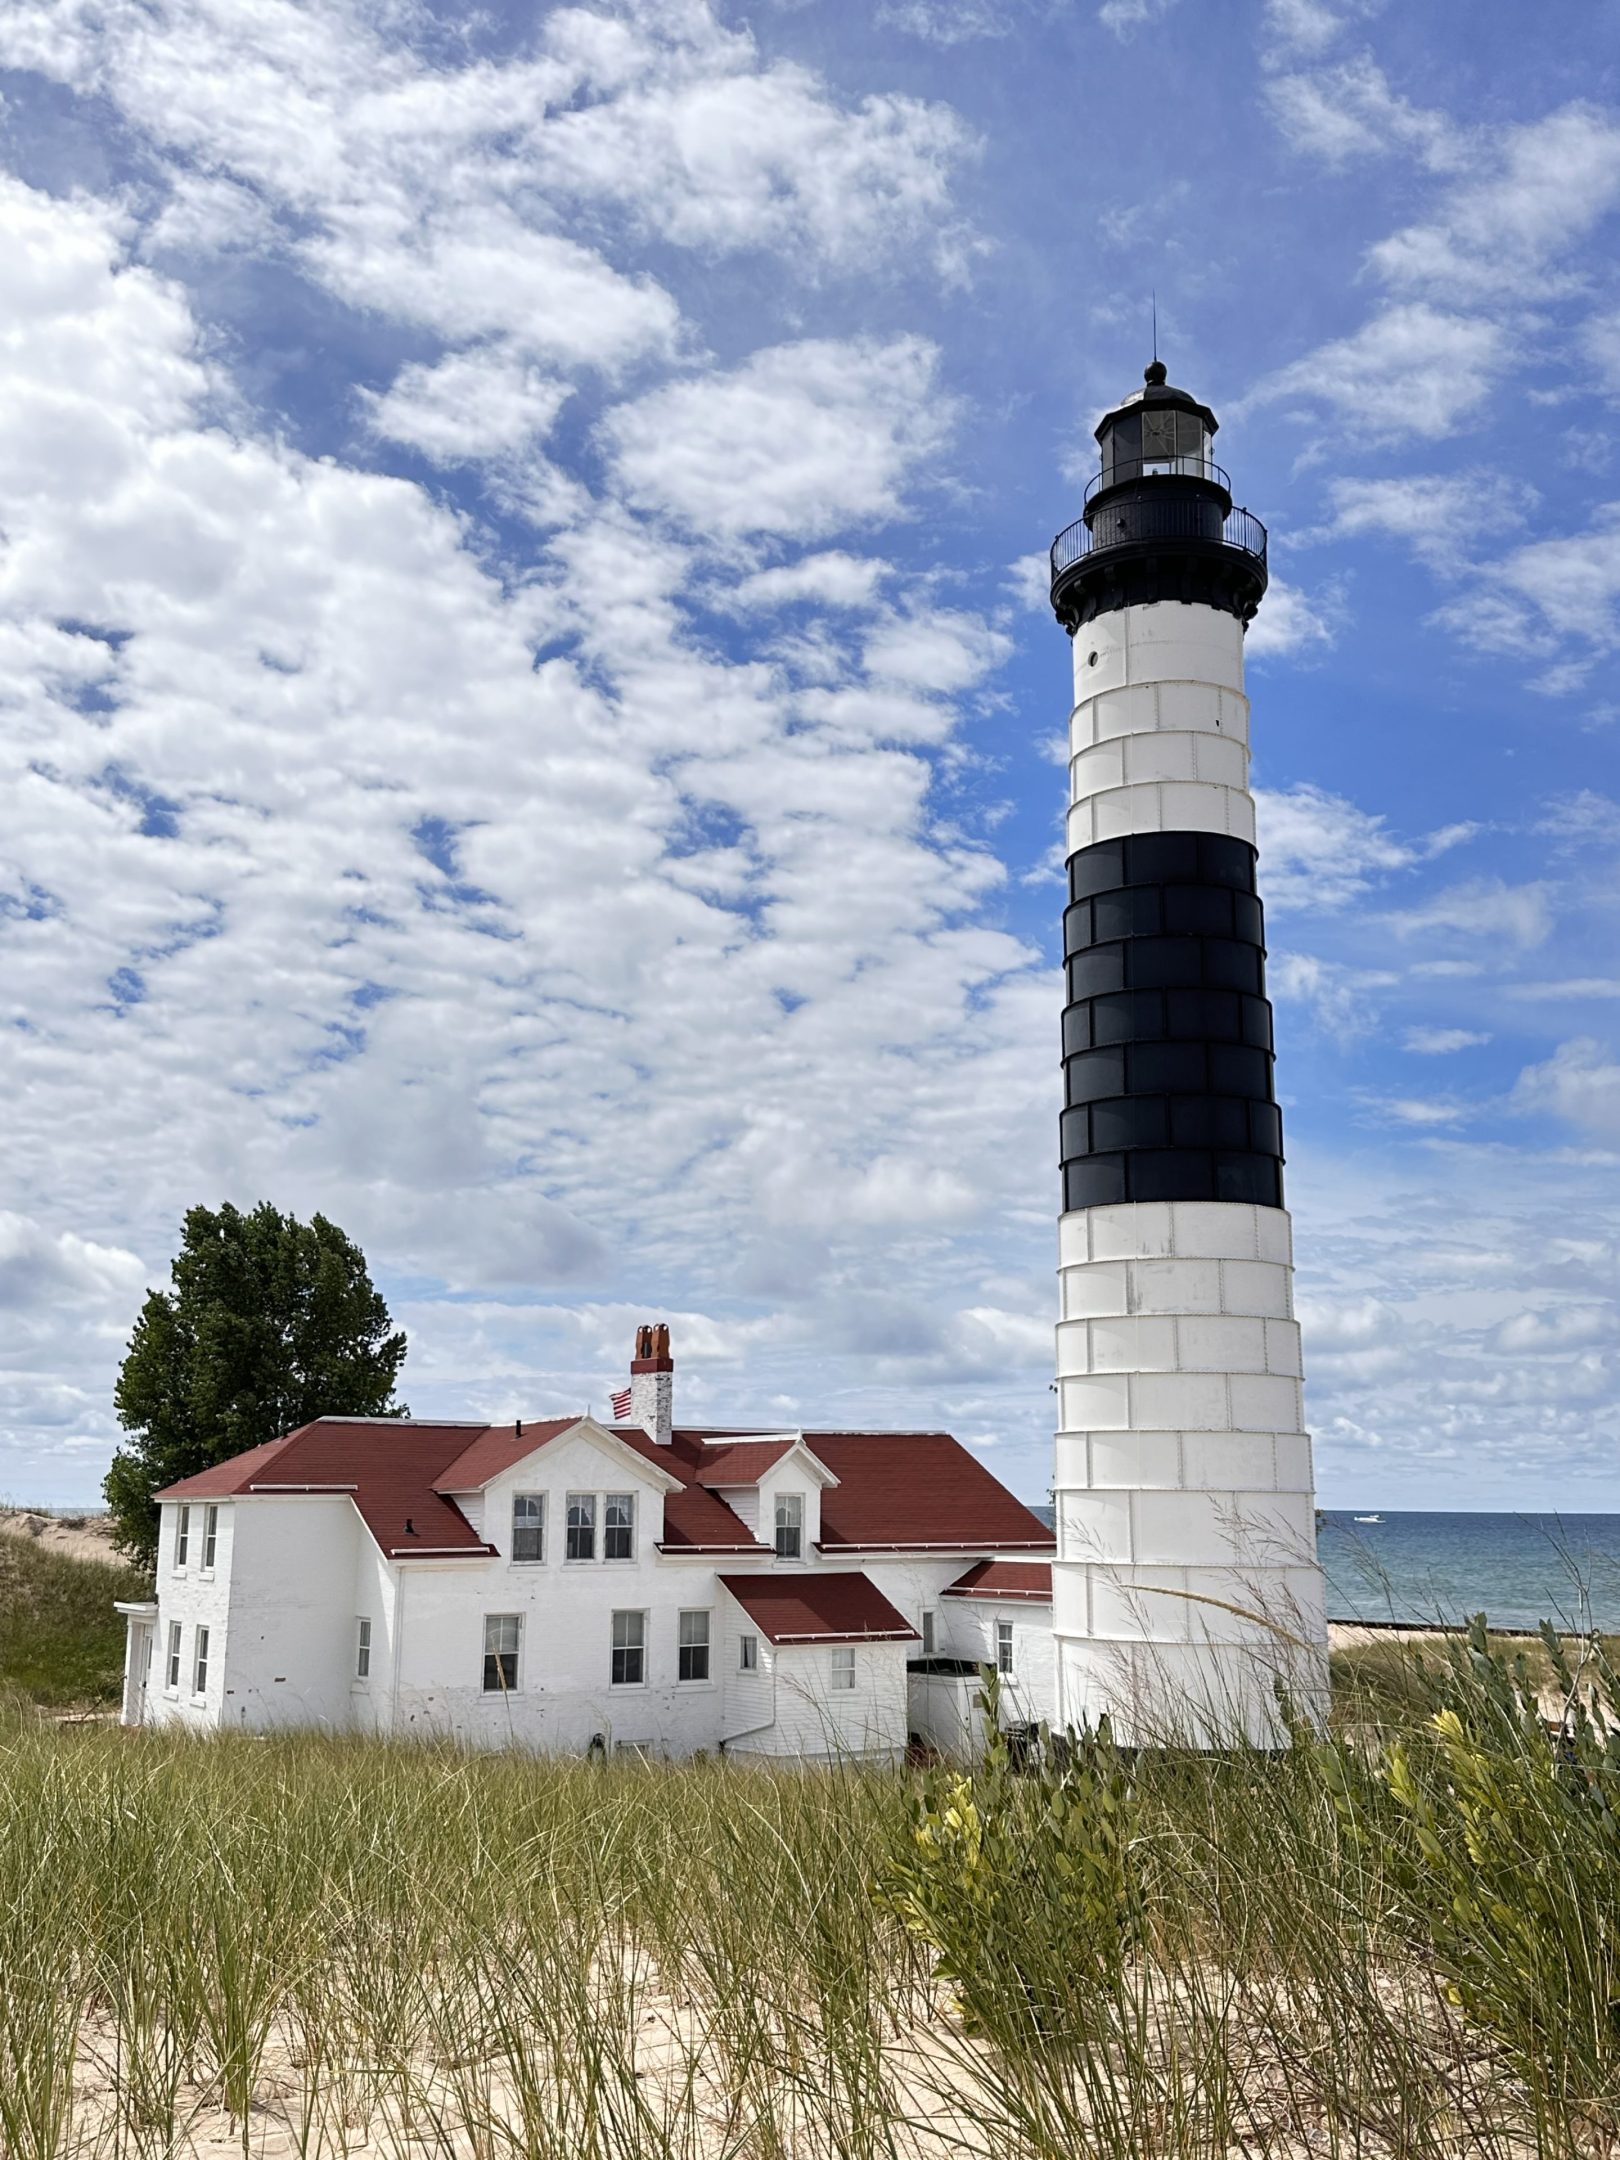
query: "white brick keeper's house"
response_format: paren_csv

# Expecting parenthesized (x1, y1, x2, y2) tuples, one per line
(115, 1327, 1057, 1761)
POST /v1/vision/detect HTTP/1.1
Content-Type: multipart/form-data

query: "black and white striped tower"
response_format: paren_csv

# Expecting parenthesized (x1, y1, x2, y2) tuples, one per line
(1048, 361, 1327, 1743)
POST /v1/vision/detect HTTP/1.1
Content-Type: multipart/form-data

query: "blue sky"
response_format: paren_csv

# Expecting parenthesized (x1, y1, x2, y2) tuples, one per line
(0, 0, 1617, 1512)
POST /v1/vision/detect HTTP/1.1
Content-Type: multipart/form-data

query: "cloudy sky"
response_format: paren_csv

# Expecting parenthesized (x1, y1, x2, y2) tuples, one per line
(1, 0, 1617, 1513)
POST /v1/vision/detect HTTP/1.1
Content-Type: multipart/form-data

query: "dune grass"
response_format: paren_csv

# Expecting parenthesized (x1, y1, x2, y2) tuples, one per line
(0, 1532, 151, 1708)
(1, 1622, 1618, 2157)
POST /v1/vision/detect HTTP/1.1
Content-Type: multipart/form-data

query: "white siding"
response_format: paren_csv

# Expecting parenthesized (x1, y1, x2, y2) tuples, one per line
(724, 1638, 908, 1763)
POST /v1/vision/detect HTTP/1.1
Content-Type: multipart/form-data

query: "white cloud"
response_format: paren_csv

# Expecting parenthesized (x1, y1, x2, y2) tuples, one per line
(1404, 1027, 1491, 1055)
(1387, 878, 1555, 950)
(1269, 952, 1392, 1037)
(1492, 1304, 1616, 1354)
(1245, 574, 1339, 658)
(1369, 104, 1620, 303)
(1514, 1039, 1620, 1143)
(1587, 309, 1620, 399)
(1260, 0, 1366, 58)
(726, 553, 890, 612)
(600, 337, 953, 541)
(1323, 470, 1535, 569)
(1379, 1097, 1469, 1127)
(1264, 56, 1457, 170)
(1098, 0, 1179, 35)
(862, 609, 1011, 693)
(363, 347, 573, 465)
(1507, 980, 1620, 1003)
(0, 156, 1066, 1504)
(1536, 791, 1620, 846)
(1254, 783, 1414, 910)
(0, 0, 979, 344)
(879, 0, 1014, 44)
(1248, 303, 1509, 442)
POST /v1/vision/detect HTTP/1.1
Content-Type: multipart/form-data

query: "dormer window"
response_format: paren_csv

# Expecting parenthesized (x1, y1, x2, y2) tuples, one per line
(774, 1492, 804, 1560)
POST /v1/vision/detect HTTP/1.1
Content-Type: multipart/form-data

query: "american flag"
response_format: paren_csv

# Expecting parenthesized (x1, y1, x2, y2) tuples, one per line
(610, 1386, 633, 1420)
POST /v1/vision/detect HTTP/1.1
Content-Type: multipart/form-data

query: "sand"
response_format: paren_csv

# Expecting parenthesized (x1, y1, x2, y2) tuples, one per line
(0, 1504, 123, 1566)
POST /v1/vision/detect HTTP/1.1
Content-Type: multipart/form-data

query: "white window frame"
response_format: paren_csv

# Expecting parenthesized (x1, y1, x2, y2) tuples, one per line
(604, 1492, 636, 1563)
(483, 1613, 522, 1694)
(201, 1504, 218, 1573)
(774, 1491, 804, 1560)
(192, 1625, 210, 1699)
(565, 1492, 596, 1563)
(511, 1491, 545, 1564)
(996, 1619, 1015, 1676)
(830, 1644, 856, 1692)
(611, 1609, 647, 1688)
(355, 1616, 372, 1682)
(738, 1632, 759, 1674)
(165, 1621, 182, 1693)
(677, 1608, 711, 1684)
(921, 1609, 936, 1656)
(174, 1505, 190, 1572)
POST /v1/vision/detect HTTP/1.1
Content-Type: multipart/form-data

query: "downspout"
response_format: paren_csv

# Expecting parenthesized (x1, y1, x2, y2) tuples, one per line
(388, 1557, 405, 1737)
(719, 1650, 778, 1754)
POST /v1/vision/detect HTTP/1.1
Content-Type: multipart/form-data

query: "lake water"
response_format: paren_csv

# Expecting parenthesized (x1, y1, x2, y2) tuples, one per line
(1317, 1512, 1620, 1633)
(1032, 1507, 1620, 1632)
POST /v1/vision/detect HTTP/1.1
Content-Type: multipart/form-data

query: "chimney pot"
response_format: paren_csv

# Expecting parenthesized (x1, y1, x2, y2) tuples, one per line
(628, 1322, 674, 1444)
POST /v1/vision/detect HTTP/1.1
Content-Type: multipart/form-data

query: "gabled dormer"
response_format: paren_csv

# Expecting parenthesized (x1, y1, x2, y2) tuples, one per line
(695, 1434, 838, 1559)
(436, 1415, 684, 1565)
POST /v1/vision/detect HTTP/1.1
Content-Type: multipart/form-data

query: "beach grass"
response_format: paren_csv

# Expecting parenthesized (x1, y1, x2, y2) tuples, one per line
(2, 1622, 1618, 2158)
(0, 1532, 151, 1709)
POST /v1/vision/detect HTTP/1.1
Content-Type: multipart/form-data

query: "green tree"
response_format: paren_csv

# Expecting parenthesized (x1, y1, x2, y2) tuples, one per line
(104, 1202, 408, 1568)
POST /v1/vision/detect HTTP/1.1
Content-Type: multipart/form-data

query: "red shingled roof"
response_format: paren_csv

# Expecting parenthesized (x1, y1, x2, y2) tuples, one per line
(609, 1427, 769, 1548)
(944, 1560, 1053, 1602)
(805, 1434, 1055, 1553)
(159, 1420, 497, 1557)
(157, 1415, 1052, 1564)
(694, 1438, 805, 1487)
(435, 1419, 577, 1491)
(718, 1571, 917, 1644)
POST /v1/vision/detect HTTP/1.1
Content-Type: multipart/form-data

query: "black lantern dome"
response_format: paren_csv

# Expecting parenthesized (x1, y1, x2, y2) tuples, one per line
(1049, 361, 1268, 634)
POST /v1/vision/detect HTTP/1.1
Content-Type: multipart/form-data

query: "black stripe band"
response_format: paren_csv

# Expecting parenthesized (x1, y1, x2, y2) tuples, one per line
(1060, 831, 1284, 1211)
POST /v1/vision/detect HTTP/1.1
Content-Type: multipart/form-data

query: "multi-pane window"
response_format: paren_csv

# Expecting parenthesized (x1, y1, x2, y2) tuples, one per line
(996, 1620, 1015, 1676)
(611, 1610, 646, 1686)
(830, 1645, 856, 1691)
(175, 1505, 190, 1569)
(483, 1614, 521, 1692)
(921, 1610, 936, 1655)
(604, 1493, 635, 1561)
(356, 1617, 372, 1680)
(192, 1626, 210, 1697)
(512, 1492, 545, 1563)
(739, 1633, 758, 1673)
(774, 1491, 804, 1560)
(202, 1505, 219, 1571)
(678, 1609, 710, 1682)
(166, 1621, 182, 1691)
(566, 1493, 596, 1561)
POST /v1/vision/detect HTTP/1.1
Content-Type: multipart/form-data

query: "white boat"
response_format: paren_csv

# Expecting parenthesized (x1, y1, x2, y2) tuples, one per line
(1352, 1513, 1383, 1525)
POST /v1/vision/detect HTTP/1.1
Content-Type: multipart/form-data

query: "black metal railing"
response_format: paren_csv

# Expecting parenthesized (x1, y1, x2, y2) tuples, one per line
(1050, 500, 1267, 583)
(1084, 455, 1229, 506)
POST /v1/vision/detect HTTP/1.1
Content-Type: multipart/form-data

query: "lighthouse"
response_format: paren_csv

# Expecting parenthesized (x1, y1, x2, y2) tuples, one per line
(1048, 360, 1327, 1744)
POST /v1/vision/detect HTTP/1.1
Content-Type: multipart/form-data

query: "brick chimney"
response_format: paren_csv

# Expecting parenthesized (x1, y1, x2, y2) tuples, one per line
(629, 1323, 673, 1446)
